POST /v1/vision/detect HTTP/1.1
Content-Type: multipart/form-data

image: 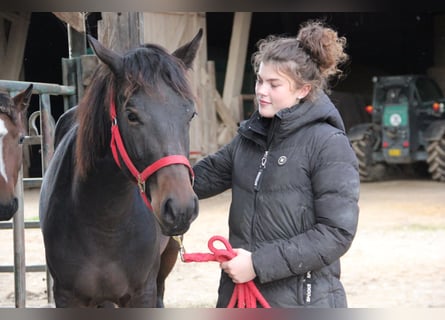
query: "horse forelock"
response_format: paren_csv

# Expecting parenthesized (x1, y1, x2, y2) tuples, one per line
(123, 45, 195, 102)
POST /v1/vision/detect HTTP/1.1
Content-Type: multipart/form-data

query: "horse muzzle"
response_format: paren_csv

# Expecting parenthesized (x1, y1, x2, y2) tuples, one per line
(0, 197, 18, 221)
(158, 194, 199, 236)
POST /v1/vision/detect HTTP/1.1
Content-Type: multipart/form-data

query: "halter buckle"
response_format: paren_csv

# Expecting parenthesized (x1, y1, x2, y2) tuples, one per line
(137, 175, 146, 193)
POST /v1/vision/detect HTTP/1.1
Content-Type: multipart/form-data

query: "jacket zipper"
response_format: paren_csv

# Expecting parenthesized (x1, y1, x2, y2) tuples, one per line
(304, 271, 312, 304)
(253, 150, 269, 191)
(251, 150, 269, 251)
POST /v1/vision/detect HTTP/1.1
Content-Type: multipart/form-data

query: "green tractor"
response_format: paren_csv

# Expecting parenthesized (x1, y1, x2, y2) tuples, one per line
(347, 75, 445, 182)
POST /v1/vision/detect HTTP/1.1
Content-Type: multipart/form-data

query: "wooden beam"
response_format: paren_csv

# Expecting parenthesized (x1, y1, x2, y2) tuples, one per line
(0, 13, 30, 80)
(222, 12, 252, 123)
(214, 88, 238, 134)
(52, 12, 85, 33)
(0, 12, 23, 22)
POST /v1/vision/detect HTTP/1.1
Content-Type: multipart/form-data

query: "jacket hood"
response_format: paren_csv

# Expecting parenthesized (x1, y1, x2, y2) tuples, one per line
(240, 91, 345, 146)
(276, 91, 345, 133)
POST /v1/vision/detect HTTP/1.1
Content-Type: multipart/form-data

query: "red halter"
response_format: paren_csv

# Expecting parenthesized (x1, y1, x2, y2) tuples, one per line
(109, 93, 194, 211)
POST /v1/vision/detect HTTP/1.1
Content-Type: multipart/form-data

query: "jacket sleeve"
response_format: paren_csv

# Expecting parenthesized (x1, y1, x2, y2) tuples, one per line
(193, 137, 238, 199)
(252, 131, 360, 283)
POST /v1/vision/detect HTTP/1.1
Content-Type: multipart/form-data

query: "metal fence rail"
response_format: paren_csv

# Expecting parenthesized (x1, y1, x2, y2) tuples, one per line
(0, 79, 76, 308)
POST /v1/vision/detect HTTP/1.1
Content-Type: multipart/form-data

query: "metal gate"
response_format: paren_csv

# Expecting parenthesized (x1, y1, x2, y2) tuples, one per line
(0, 79, 76, 308)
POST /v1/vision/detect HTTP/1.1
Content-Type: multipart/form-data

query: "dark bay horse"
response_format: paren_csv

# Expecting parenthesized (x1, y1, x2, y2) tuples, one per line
(39, 30, 202, 307)
(0, 85, 33, 221)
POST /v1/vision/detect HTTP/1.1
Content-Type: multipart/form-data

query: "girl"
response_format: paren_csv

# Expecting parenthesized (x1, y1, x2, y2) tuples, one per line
(193, 20, 360, 308)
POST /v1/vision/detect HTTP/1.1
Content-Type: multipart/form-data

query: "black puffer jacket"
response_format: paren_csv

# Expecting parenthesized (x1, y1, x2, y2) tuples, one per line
(193, 92, 359, 308)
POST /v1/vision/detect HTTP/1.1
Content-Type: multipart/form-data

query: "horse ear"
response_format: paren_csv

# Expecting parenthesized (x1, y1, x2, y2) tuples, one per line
(13, 84, 33, 112)
(172, 28, 203, 69)
(87, 34, 124, 76)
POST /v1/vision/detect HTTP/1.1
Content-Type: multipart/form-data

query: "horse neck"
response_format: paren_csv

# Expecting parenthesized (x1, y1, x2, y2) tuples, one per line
(74, 156, 146, 224)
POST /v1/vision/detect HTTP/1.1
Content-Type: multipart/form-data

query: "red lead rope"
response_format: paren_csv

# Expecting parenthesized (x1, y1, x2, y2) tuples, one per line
(180, 235, 271, 308)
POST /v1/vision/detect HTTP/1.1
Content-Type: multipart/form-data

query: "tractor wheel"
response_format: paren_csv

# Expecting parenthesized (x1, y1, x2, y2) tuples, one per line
(426, 134, 445, 182)
(351, 130, 386, 182)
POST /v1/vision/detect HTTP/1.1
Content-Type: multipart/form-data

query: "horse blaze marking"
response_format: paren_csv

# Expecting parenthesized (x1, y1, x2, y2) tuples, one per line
(0, 119, 8, 182)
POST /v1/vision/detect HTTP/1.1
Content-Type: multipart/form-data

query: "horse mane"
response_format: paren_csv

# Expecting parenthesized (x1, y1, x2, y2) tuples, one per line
(75, 43, 195, 178)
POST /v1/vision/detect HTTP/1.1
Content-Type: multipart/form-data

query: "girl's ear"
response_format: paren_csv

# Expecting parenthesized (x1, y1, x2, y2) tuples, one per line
(297, 84, 312, 99)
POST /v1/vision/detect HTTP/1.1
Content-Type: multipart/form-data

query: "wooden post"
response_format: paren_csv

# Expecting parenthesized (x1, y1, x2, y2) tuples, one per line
(53, 12, 87, 108)
(222, 12, 252, 124)
(203, 61, 219, 154)
(0, 13, 31, 80)
(13, 168, 26, 308)
(97, 12, 143, 53)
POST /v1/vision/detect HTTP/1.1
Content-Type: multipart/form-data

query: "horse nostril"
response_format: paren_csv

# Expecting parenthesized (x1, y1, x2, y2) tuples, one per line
(162, 198, 176, 225)
(161, 196, 199, 230)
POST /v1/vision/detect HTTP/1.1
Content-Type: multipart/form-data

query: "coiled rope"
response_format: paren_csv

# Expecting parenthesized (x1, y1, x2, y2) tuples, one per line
(175, 235, 271, 308)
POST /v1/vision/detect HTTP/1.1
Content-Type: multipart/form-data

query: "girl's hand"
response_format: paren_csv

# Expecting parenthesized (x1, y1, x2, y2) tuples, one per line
(220, 248, 256, 283)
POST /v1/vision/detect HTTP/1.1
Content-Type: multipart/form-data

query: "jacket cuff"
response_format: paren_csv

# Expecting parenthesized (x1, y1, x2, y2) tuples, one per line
(252, 243, 293, 283)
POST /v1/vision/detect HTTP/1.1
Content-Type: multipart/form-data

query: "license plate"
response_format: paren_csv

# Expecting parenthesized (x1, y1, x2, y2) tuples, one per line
(388, 148, 401, 156)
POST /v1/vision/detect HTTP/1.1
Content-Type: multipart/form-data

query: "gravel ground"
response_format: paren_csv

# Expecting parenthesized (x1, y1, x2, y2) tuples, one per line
(0, 179, 444, 308)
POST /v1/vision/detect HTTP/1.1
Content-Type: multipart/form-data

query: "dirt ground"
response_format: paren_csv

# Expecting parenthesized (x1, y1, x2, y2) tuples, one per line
(0, 179, 444, 308)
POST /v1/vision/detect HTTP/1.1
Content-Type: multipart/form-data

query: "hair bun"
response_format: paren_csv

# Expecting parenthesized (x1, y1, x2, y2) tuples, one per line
(297, 20, 348, 78)
(298, 40, 320, 66)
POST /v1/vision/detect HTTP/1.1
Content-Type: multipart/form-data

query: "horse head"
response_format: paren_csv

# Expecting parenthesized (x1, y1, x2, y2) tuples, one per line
(85, 30, 203, 236)
(0, 84, 33, 220)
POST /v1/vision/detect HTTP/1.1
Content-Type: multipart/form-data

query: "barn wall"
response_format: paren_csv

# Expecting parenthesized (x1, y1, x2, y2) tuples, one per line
(142, 12, 218, 160)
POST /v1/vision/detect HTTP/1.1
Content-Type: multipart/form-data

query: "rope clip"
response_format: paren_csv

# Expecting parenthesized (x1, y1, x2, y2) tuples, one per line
(173, 235, 186, 262)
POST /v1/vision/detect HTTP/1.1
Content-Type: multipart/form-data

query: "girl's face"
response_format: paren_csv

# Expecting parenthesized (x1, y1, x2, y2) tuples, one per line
(255, 62, 310, 118)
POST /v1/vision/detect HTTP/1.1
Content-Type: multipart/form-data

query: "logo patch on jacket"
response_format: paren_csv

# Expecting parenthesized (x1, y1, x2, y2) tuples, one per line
(278, 156, 287, 166)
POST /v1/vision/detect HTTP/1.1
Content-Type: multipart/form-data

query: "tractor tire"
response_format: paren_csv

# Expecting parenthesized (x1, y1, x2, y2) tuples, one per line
(351, 131, 387, 182)
(426, 134, 445, 182)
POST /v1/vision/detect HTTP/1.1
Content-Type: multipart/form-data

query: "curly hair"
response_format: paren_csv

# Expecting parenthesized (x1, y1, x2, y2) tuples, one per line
(251, 19, 348, 101)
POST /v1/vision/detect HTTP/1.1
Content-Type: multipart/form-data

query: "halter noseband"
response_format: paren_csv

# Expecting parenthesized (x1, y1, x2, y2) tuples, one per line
(109, 93, 194, 211)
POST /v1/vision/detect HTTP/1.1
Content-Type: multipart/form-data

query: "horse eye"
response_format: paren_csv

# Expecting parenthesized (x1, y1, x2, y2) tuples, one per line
(127, 112, 139, 123)
(19, 135, 25, 145)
